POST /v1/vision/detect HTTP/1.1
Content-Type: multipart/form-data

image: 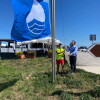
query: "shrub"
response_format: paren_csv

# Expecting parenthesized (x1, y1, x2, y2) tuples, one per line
(16, 51, 24, 55)
(25, 50, 36, 58)
(60, 92, 73, 100)
(90, 86, 100, 97)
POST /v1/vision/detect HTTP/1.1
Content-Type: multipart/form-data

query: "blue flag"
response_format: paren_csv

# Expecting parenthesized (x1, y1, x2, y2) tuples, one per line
(11, 0, 50, 42)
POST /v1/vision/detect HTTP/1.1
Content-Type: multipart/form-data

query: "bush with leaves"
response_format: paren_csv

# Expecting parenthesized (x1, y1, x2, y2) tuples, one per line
(60, 92, 73, 100)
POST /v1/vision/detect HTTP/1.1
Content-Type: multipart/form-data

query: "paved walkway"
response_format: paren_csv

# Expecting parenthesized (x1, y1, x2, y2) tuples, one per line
(77, 66, 100, 74)
(65, 51, 100, 74)
(77, 52, 100, 66)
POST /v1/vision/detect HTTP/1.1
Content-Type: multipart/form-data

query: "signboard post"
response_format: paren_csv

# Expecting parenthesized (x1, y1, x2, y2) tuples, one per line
(88, 43, 100, 58)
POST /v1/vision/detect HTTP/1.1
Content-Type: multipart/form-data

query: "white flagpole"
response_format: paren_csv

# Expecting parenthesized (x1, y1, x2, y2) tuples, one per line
(51, 0, 56, 82)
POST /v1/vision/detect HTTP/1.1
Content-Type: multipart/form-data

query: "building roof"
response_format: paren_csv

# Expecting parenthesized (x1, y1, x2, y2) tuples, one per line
(0, 39, 15, 42)
(17, 37, 61, 45)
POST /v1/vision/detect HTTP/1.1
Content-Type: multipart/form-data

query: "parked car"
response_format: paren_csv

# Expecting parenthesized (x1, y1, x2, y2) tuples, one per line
(78, 47, 87, 52)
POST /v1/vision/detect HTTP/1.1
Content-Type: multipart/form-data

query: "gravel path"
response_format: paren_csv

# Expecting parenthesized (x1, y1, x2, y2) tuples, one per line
(65, 51, 100, 66)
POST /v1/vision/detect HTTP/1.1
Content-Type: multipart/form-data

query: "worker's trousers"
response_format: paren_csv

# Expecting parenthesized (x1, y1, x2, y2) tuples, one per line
(69, 56, 77, 72)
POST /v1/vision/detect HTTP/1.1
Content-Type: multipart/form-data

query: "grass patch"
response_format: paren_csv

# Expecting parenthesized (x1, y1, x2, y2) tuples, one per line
(0, 57, 100, 100)
(32, 72, 55, 95)
(80, 93, 93, 100)
(63, 69, 100, 90)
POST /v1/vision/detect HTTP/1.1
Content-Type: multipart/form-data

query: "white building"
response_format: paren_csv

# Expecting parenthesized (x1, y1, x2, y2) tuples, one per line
(0, 37, 61, 53)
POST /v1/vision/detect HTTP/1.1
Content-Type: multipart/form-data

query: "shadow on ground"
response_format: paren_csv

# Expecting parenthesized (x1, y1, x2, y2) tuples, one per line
(51, 86, 100, 98)
(0, 79, 18, 92)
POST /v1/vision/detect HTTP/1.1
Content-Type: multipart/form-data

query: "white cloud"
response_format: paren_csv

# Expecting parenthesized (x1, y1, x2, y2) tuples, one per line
(44, 0, 49, 3)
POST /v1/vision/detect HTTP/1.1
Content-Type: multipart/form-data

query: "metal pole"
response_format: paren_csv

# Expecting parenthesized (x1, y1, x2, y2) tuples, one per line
(0, 41, 1, 60)
(43, 43, 45, 54)
(51, 0, 56, 82)
(14, 41, 17, 53)
(92, 40, 93, 45)
(0, 41, 1, 53)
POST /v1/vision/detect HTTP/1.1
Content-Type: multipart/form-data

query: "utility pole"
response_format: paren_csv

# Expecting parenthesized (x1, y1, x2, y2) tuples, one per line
(51, 0, 56, 82)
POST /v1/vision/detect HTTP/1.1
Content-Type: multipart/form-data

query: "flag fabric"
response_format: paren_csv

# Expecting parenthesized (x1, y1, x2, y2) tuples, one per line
(11, 0, 50, 42)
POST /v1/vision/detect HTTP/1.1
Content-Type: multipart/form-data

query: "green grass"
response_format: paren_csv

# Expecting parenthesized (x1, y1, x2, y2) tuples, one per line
(80, 93, 93, 100)
(60, 92, 73, 100)
(0, 57, 100, 100)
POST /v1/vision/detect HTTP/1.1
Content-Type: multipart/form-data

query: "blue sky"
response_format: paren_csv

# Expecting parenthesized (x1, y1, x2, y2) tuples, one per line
(0, 0, 100, 46)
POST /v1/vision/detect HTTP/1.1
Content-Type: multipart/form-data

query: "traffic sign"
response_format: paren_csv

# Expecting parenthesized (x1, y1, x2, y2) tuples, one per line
(88, 43, 100, 58)
(90, 34, 96, 41)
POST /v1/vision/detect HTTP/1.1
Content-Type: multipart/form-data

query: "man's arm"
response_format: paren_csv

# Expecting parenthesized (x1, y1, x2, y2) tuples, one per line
(66, 47, 70, 52)
(70, 46, 78, 55)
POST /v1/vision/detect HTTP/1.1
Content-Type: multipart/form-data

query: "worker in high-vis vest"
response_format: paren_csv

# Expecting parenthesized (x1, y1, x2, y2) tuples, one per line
(56, 43, 65, 73)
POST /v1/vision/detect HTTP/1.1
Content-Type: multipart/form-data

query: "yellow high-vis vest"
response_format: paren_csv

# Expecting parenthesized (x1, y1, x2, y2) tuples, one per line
(56, 48, 65, 60)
